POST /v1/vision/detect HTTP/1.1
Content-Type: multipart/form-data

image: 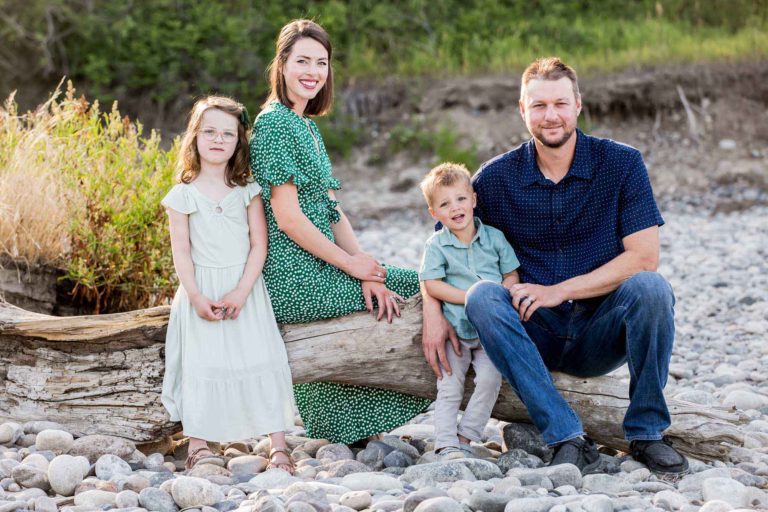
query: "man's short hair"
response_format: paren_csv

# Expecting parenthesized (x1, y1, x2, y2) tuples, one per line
(520, 57, 580, 102)
(420, 162, 472, 207)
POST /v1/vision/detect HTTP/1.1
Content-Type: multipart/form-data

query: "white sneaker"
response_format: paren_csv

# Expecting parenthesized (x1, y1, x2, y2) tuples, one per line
(459, 443, 474, 458)
(436, 446, 466, 460)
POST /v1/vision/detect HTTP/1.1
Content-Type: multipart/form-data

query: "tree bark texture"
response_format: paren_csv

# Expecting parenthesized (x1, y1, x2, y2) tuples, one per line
(0, 298, 746, 461)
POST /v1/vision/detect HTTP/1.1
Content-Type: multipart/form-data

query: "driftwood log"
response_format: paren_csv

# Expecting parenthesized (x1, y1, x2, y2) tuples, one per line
(0, 298, 746, 461)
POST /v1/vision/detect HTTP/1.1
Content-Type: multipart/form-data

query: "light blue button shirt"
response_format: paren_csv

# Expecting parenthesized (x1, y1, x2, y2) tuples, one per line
(419, 218, 520, 339)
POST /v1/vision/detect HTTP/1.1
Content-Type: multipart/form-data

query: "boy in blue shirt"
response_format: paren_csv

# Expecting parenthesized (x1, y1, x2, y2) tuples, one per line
(419, 162, 521, 460)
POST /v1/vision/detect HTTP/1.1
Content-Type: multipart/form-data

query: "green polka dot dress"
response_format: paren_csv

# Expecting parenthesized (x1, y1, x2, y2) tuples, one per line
(250, 101, 430, 444)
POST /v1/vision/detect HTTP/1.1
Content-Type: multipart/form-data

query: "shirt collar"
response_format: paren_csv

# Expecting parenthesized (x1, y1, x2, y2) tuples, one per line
(520, 129, 592, 186)
(435, 218, 486, 248)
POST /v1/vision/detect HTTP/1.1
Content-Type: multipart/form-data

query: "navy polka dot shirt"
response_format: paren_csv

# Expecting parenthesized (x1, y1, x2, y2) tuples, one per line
(472, 129, 663, 309)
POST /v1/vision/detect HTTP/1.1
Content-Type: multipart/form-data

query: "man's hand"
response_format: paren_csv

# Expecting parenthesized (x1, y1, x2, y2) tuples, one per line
(422, 305, 460, 380)
(510, 283, 566, 321)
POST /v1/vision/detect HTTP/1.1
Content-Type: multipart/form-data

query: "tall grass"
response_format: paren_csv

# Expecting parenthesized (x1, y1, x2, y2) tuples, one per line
(0, 82, 177, 312)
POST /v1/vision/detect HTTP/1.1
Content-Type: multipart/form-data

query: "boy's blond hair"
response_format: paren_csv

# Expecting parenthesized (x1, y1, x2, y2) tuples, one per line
(420, 162, 472, 207)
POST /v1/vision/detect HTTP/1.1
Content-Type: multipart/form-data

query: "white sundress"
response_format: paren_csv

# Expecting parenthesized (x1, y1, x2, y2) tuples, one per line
(161, 181, 295, 442)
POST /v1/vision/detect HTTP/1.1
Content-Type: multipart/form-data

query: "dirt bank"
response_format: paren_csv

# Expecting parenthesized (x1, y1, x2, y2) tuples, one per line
(333, 61, 768, 218)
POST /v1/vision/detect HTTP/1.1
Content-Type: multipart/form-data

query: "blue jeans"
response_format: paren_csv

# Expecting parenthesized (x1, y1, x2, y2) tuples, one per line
(464, 271, 675, 445)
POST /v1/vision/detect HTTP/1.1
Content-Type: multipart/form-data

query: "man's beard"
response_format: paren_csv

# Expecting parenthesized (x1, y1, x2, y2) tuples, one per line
(534, 125, 575, 148)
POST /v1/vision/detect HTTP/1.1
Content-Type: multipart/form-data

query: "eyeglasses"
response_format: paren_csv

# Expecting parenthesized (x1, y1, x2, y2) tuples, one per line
(199, 128, 238, 143)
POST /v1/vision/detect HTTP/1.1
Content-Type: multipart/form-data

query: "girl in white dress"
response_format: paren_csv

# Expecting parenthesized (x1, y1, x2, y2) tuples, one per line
(161, 96, 295, 472)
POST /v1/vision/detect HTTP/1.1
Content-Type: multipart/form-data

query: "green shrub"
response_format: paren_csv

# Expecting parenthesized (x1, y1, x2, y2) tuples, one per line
(0, 83, 178, 312)
(379, 122, 480, 171)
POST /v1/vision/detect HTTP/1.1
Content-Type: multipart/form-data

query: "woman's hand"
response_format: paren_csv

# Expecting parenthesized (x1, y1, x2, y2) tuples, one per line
(362, 281, 404, 322)
(345, 253, 387, 283)
(190, 294, 225, 321)
(220, 287, 250, 320)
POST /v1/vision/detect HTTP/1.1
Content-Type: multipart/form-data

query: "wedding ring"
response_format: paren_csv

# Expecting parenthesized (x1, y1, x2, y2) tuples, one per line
(389, 296, 398, 302)
(376, 272, 383, 278)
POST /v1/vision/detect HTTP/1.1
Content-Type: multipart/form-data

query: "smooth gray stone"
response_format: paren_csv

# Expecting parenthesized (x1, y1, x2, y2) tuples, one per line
(210, 500, 238, 512)
(69, 435, 136, 464)
(321, 459, 371, 478)
(505, 464, 582, 489)
(116, 489, 140, 508)
(35, 430, 74, 455)
(465, 490, 511, 512)
(497, 449, 544, 473)
(356, 442, 392, 471)
(403, 487, 448, 512)
(315, 444, 354, 462)
(251, 495, 286, 512)
(148, 471, 174, 487)
(503, 497, 557, 512)
(379, 436, 421, 460)
(11, 464, 50, 491)
(591, 454, 621, 474)
(284, 489, 330, 512)
(413, 496, 463, 512)
(22, 422, 65, 435)
(95, 454, 133, 480)
(581, 473, 632, 494)
(501, 424, 551, 461)
(402, 461, 476, 483)
(138, 487, 179, 512)
(383, 451, 413, 468)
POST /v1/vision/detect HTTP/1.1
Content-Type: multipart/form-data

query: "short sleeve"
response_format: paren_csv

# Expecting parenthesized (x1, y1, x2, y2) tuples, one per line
(618, 151, 664, 238)
(249, 109, 307, 201)
(161, 185, 197, 214)
(492, 229, 520, 274)
(419, 238, 447, 281)
(243, 181, 262, 206)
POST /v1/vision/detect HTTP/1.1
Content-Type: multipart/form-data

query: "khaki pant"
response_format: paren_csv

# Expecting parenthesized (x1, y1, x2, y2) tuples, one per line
(434, 337, 502, 450)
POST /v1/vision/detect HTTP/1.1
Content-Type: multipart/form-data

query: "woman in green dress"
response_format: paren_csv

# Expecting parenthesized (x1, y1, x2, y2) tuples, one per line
(249, 19, 430, 444)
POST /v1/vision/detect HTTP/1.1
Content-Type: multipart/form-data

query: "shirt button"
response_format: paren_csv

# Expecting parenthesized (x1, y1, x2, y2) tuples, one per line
(215, 206, 223, 213)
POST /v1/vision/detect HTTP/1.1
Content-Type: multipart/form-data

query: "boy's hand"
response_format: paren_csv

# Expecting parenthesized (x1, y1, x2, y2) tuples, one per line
(510, 283, 566, 321)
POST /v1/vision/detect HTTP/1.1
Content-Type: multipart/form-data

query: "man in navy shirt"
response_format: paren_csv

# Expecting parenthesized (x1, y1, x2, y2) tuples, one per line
(421, 57, 688, 475)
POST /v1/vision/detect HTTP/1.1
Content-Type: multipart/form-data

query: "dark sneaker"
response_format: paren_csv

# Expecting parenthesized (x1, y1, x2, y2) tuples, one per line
(630, 436, 689, 475)
(549, 435, 600, 474)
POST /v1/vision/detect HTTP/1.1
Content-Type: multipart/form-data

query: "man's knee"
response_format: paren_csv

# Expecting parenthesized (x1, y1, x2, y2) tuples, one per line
(621, 271, 675, 309)
(465, 280, 511, 320)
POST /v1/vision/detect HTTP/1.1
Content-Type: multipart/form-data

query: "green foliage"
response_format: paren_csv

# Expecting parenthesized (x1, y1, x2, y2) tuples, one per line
(2, 0, 766, 125)
(0, 83, 178, 312)
(315, 112, 364, 158)
(380, 122, 480, 171)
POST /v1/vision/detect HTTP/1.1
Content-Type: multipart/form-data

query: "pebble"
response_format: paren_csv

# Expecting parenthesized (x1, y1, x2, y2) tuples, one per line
(170, 476, 225, 509)
(0, 424, 23, 446)
(73, 489, 117, 508)
(68, 435, 136, 464)
(34, 429, 74, 454)
(339, 490, 371, 510)
(95, 453, 134, 480)
(2, 193, 768, 512)
(413, 496, 463, 512)
(138, 487, 178, 512)
(341, 472, 402, 491)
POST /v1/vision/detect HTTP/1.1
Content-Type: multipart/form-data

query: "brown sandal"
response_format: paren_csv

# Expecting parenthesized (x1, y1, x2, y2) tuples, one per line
(185, 446, 226, 470)
(267, 447, 295, 475)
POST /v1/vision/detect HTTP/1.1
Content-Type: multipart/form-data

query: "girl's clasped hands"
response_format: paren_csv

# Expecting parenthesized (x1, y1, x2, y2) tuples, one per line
(190, 288, 247, 321)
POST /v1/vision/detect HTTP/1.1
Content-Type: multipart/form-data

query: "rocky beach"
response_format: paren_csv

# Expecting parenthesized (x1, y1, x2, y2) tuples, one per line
(2, 187, 768, 511)
(2, 64, 768, 512)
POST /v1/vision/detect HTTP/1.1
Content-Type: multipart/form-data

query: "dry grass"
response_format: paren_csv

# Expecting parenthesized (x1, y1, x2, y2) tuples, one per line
(0, 82, 177, 312)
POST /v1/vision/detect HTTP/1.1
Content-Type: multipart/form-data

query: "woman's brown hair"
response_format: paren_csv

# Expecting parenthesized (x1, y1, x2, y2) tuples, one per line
(263, 19, 334, 117)
(177, 96, 252, 186)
